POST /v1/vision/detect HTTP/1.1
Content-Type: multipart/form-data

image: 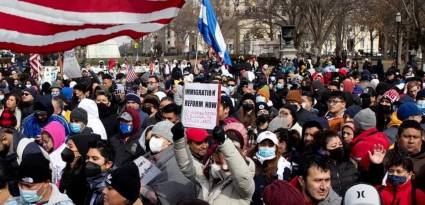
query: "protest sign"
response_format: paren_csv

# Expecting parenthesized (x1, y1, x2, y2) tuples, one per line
(41, 66, 58, 85)
(133, 156, 161, 185)
(182, 83, 220, 130)
(63, 49, 82, 79)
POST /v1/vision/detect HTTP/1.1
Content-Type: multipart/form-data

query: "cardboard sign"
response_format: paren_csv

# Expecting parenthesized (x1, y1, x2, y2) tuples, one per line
(63, 49, 82, 79)
(182, 83, 220, 130)
(133, 156, 161, 185)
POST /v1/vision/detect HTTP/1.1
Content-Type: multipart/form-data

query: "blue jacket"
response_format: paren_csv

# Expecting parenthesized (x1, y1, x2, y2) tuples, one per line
(21, 114, 70, 138)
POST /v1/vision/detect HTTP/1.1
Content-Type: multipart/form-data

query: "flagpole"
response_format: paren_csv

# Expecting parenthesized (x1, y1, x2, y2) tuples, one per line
(195, 31, 199, 68)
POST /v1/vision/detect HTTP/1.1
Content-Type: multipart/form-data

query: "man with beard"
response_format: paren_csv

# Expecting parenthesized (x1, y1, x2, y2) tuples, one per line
(376, 89, 400, 132)
(21, 95, 71, 138)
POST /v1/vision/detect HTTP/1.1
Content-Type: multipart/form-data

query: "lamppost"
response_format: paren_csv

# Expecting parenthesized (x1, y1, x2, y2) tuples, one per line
(396, 12, 401, 70)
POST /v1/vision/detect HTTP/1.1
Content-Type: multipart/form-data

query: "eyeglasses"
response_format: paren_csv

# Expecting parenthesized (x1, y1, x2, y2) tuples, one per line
(327, 100, 344, 105)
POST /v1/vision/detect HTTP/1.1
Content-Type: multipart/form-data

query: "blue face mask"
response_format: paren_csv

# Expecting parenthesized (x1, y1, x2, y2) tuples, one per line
(257, 146, 276, 158)
(70, 123, 81, 133)
(20, 188, 42, 203)
(120, 123, 132, 134)
(387, 174, 407, 186)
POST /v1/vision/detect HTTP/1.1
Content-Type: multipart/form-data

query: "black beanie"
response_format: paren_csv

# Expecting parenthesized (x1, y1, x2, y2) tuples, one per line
(70, 108, 88, 124)
(69, 133, 101, 157)
(106, 162, 140, 203)
(18, 139, 51, 183)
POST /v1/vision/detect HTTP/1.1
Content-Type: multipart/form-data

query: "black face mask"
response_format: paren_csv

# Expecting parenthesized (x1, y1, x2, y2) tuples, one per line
(61, 148, 75, 163)
(257, 114, 270, 124)
(85, 161, 102, 177)
(379, 104, 392, 115)
(328, 147, 345, 162)
(97, 103, 109, 113)
(242, 103, 254, 111)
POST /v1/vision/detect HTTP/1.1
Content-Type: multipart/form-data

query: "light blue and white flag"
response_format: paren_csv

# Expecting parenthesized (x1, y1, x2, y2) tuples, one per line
(198, 0, 232, 65)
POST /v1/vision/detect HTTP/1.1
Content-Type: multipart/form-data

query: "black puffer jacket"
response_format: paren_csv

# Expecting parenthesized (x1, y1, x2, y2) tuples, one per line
(329, 159, 358, 196)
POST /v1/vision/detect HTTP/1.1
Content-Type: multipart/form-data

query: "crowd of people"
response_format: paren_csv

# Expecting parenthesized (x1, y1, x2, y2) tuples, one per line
(0, 55, 424, 205)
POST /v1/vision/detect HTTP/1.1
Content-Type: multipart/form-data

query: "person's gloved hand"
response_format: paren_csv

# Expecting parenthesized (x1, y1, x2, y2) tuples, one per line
(171, 122, 185, 141)
(212, 126, 226, 144)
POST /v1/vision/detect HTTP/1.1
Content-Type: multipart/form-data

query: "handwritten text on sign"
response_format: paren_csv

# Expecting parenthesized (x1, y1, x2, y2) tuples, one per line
(133, 156, 161, 185)
(182, 83, 220, 130)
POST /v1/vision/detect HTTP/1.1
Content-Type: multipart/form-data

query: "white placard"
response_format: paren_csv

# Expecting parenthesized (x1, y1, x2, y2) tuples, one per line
(63, 49, 82, 79)
(133, 156, 161, 185)
(182, 83, 220, 130)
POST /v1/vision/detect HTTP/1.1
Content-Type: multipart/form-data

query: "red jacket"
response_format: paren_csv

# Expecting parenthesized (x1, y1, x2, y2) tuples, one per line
(350, 128, 390, 169)
(378, 181, 425, 205)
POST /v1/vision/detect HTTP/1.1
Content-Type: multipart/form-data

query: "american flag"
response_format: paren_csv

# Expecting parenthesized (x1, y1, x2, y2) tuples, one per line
(30, 53, 41, 77)
(126, 65, 138, 82)
(0, 0, 184, 53)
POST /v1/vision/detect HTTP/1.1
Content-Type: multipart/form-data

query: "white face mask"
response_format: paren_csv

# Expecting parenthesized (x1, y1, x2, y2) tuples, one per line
(210, 163, 231, 180)
(149, 137, 164, 153)
(0, 95, 4, 101)
(301, 102, 309, 110)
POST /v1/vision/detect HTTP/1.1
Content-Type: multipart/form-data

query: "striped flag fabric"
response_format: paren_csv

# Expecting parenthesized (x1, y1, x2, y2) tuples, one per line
(0, 0, 184, 53)
(30, 53, 41, 77)
(126, 65, 138, 82)
(198, 0, 232, 65)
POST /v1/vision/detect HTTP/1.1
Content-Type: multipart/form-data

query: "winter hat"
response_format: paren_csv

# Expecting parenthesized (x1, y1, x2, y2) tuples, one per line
(343, 184, 381, 205)
(125, 93, 141, 105)
(286, 90, 302, 104)
(257, 85, 270, 101)
(267, 116, 288, 132)
(397, 102, 422, 121)
(17, 138, 51, 183)
(256, 102, 269, 113)
(105, 162, 141, 204)
(42, 121, 66, 151)
(69, 133, 101, 157)
(23, 87, 37, 99)
(151, 120, 174, 143)
(70, 108, 88, 124)
(342, 121, 356, 131)
(343, 78, 355, 93)
(263, 180, 305, 205)
(382, 89, 400, 104)
(353, 108, 376, 131)
(256, 131, 278, 145)
(370, 79, 380, 89)
(61, 87, 73, 101)
(344, 105, 362, 118)
(224, 122, 248, 150)
(186, 128, 209, 143)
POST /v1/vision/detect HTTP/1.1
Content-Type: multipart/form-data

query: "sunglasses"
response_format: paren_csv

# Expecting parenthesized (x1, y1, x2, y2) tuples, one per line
(22, 93, 30, 96)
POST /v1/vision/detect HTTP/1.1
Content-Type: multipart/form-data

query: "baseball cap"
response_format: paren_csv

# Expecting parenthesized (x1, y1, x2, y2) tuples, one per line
(256, 131, 278, 145)
(344, 184, 381, 205)
(186, 128, 209, 143)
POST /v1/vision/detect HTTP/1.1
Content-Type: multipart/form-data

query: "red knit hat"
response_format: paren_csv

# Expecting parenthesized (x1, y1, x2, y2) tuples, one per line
(186, 128, 208, 143)
(263, 180, 305, 205)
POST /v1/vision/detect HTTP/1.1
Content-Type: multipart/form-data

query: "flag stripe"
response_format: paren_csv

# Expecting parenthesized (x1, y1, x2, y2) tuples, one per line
(16, 0, 184, 13)
(0, 0, 184, 53)
(0, 3, 181, 25)
(0, 12, 173, 36)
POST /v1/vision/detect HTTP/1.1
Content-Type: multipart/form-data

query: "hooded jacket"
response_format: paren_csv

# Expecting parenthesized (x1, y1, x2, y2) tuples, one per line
(174, 138, 255, 205)
(378, 180, 425, 205)
(350, 128, 390, 169)
(43, 121, 66, 186)
(110, 109, 143, 168)
(21, 95, 70, 138)
(78, 99, 107, 140)
(98, 103, 119, 138)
